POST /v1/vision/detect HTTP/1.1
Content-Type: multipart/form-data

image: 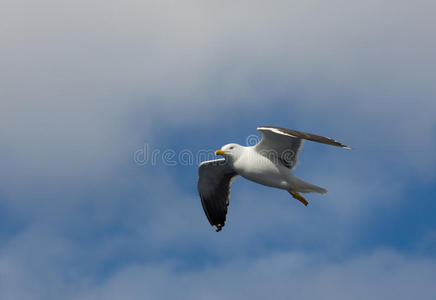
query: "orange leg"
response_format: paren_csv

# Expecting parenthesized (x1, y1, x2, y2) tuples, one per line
(289, 187, 308, 206)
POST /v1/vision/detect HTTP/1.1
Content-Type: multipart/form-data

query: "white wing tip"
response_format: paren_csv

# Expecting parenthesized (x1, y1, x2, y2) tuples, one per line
(199, 158, 225, 167)
(212, 224, 223, 232)
(257, 126, 297, 138)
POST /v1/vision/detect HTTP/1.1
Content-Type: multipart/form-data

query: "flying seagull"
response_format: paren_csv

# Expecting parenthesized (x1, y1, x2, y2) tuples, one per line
(197, 126, 350, 232)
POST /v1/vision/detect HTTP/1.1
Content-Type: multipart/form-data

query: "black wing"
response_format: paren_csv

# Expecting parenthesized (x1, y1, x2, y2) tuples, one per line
(198, 159, 238, 232)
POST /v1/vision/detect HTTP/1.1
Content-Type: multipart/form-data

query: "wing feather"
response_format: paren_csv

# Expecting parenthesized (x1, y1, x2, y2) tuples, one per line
(258, 126, 350, 149)
(198, 159, 238, 232)
(255, 126, 350, 169)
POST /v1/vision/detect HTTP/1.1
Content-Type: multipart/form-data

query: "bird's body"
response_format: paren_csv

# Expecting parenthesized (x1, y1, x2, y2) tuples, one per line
(197, 126, 349, 232)
(233, 146, 288, 189)
(231, 146, 322, 192)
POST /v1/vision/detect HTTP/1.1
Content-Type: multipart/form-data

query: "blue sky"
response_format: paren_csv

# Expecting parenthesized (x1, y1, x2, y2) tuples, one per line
(1, 0, 436, 299)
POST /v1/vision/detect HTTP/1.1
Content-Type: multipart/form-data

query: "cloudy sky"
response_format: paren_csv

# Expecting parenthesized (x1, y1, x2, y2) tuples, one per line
(1, 0, 436, 299)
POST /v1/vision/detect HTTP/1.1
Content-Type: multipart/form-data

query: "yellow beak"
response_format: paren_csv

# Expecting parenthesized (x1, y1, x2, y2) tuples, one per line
(215, 149, 226, 156)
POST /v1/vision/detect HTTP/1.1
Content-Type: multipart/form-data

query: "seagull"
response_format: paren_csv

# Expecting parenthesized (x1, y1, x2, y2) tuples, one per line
(197, 126, 350, 232)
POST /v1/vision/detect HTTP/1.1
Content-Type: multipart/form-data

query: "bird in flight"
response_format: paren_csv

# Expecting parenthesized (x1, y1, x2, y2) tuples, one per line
(197, 126, 350, 232)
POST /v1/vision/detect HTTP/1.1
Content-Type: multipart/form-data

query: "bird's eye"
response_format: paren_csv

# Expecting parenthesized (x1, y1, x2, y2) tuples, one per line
(229, 146, 234, 150)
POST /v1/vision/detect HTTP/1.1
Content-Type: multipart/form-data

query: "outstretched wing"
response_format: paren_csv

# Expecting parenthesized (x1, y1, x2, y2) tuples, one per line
(198, 159, 238, 232)
(255, 126, 350, 169)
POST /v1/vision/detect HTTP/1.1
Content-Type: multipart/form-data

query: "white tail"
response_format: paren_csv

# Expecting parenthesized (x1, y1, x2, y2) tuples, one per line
(293, 176, 327, 194)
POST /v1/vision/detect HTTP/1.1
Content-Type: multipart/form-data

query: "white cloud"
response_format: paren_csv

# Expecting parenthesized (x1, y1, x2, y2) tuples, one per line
(3, 222, 435, 300)
(75, 249, 436, 300)
(1, 0, 435, 181)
